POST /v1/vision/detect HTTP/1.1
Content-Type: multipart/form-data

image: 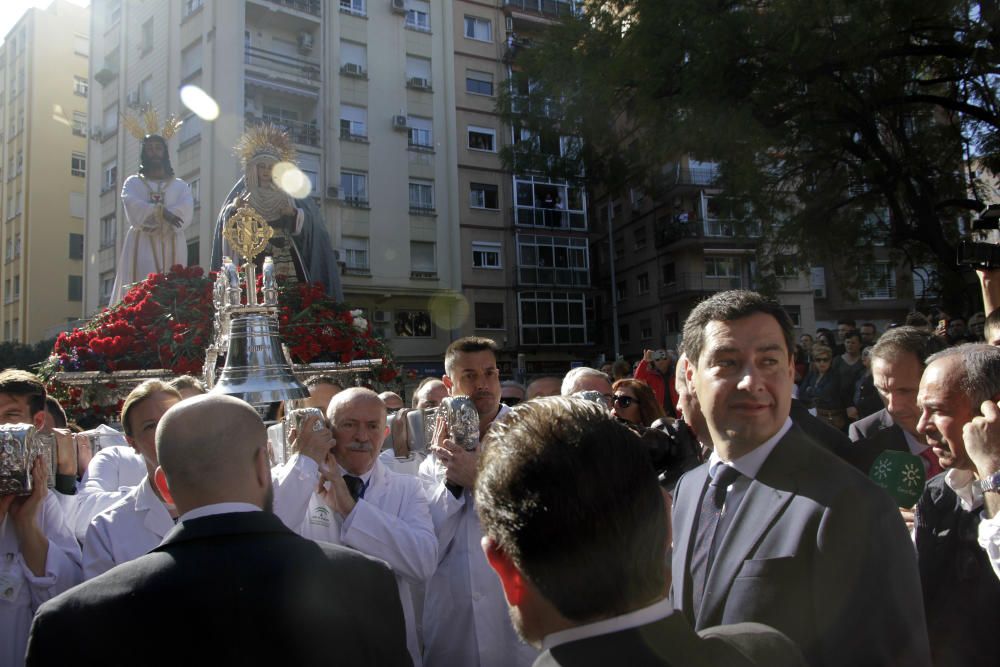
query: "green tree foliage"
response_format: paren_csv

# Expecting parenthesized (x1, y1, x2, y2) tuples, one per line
(0, 338, 57, 373)
(503, 0, 1000, 307)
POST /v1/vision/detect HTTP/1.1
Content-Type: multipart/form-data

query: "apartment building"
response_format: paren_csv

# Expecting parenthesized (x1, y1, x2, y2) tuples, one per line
(84, 0, 593, 378)
(0, 0, 89, 343)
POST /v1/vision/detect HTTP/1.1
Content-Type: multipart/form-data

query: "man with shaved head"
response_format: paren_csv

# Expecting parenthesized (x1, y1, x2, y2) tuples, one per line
(26, 394, 411, 667)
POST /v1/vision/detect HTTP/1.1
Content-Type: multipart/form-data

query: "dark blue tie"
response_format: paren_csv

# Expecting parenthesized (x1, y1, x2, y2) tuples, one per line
(343, 475, 366, 501)
(687, 464, 742, 621)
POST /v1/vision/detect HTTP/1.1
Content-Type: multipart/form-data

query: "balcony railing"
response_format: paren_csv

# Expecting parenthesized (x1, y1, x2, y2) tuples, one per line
(246, 114, 319, 146)
(661, 163, 720, 188)
(504, 0, 576, 18)
(655, 218, 760, 246)
(245, 46, 320, 81)
(659, 272, 748, 298)
(514, 206, 587, 230)
(260, 0, 321, 16)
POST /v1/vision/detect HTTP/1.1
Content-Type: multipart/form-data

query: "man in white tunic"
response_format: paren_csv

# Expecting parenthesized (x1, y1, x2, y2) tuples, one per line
(294, 387, 436, 666)
(0, 370, 81, 666)
(81, 381, 181, 579)
(419, 337, 539, 667)
(110, 125, 193, 305)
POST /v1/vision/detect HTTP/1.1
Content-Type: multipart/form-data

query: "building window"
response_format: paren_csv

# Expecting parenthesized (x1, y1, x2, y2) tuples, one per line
(73, 76, 88, 97)
(103, 105, 118, 135)
(71, 152, 86, 177)
(139, 77, 153, 106)
(340, 40, 366, 74)
(178, 114, 201, 145)
(661, 263, 676, 285)
(69, 233, 84, 260)
(514, 177, 587, 230)
(99, 270, 115, 304)
(405, 55, 432, 88)
(340, 171, 368, 206)
(343, 236, 369, 272)
(140, 18, 154, 54)
(187, 238, 200, 267)
(102, 161, 118, 193)
(619, 324, 631, 343)
(183, 0, 204, 18)
(464, 16, 492, 42)
(519, 291, 587, 345)
(466, 70, 494, 96)
(634, 225, 647, 249)
(665, 312, 680, 333)
(68, 275, 83, 302)
(340, 0, 365, 15)
(468, 126, 496, 152)
(74, 34, 89, 57)
(394, 310, 433, 337)
(475, 302, 504, 329)
(409, 180, 434, 213)
(407, 116, 433, 149)
(72, 112, 87, 137)
(785, 304, 802, 327)
(470, 183, 499, 210)
(404, 0, 430, 31)
(858, 262, 897, 300)
(107, 0, 121, 26)
(13, 234, 20, 258)
(340, 104, 367, 140)
(517, 234, 589, 286)
(616, 283, 627, 302)
(637, 272, 650, 294)
(640, 318, 653, 340)
(189, 178, 200, 207)
(10, 319, 17, 343)
(705, 256, 740, 278)
(100, 214, 116, 249)
(410, 241, 436, 277)
(472, 242, 501, 269)
(182, 41, 203, 80)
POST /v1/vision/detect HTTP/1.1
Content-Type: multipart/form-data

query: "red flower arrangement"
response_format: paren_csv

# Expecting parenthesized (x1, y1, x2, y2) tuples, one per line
(39, 265, 396, 423)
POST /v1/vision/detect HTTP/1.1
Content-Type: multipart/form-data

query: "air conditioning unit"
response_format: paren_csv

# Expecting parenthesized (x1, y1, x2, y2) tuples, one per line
(373, 310, 391, 324)
(341, 62, 363, 76)
(94, 67, 116, 86)
(126, 91, 140, 108)
(390, 0, 407, 14)
(392, 115, 409, 131)
(408, 77, 430, 90)
(298, 32, 314, 53)
(90, 127, 104, 141)
(325, 186, 340, 200)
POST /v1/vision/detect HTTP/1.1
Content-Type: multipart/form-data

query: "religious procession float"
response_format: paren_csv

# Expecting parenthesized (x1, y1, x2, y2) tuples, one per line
(37, 115, 397, 426)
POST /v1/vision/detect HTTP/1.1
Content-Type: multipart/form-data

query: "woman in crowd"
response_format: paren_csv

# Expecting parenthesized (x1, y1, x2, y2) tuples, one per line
(610, 378, 665, 428)
(798, 344, 847, 431)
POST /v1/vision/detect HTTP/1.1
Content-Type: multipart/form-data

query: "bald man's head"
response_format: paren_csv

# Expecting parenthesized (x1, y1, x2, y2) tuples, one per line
(155, 394, 271, 513)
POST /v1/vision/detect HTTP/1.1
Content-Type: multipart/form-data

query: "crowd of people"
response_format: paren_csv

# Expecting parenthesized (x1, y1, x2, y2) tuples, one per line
(5, 288, 1000, 666)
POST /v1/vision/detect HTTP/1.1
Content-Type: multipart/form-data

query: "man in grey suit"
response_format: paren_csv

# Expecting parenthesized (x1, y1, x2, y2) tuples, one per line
(26, 394, 411, 667)
(672, 290, 930, 667)
(476, 396, 805, 667)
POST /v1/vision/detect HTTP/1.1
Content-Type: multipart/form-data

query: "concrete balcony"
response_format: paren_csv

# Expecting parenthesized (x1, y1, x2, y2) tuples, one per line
(658, 273, 748, 301)
(244, 46, 320, 87)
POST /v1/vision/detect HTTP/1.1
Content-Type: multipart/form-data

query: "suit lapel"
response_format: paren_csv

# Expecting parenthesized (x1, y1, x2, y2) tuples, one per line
(694, 433, 802, 628)
(671, 463, 710, 611)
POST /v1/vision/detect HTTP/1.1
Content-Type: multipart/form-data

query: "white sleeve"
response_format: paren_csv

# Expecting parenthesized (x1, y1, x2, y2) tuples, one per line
(167, 178, 195, 230)
(978, 512, 1000, 583)
(271, 453, 320, 529)
(341, 480, 438, 582)
(121, 176, 158, 230)
(80, 517, 116, 581)
(23, 494, 82, 607)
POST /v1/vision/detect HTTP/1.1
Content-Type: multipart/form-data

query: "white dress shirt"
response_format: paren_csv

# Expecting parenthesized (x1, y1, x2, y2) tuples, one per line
(0, 493, 82, 667)
(73, 445, 147, 541)
(541, 596, 676, 650)
(296, 458, 437, 667)
(81, 475, 174, 580)
(419, 403, 538, 667)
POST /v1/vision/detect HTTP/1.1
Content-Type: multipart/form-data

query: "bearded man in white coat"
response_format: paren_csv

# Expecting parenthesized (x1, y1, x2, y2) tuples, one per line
(294, 387, 436, 666)
(110, 131, 193, 305)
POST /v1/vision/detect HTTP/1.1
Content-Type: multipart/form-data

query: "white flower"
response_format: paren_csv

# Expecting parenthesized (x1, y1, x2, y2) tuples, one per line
(350, 309, 364, 318)
(353, 316, 368, 332)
